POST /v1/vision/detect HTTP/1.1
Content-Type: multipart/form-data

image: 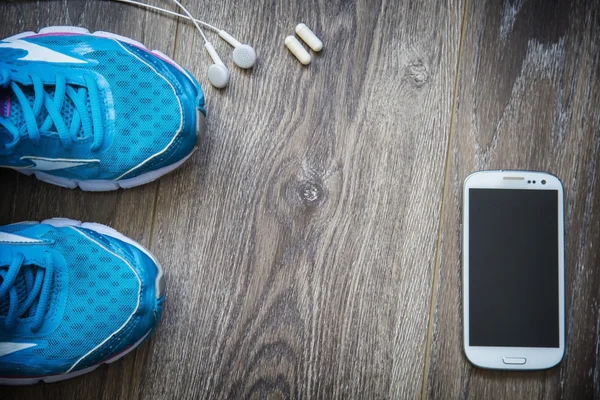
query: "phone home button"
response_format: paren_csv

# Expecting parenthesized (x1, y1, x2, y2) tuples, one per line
(503, 357, 526, 365)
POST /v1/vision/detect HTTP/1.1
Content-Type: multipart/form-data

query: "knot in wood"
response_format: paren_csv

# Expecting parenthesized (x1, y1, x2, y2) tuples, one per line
(405, 60, 429, 87)
(298, 180, 325, 207)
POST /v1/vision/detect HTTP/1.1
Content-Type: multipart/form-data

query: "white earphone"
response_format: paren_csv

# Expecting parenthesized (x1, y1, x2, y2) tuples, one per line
(111, 0, 257, 88)
(218, 30, 256, 69)
(204, 42, 230, 88)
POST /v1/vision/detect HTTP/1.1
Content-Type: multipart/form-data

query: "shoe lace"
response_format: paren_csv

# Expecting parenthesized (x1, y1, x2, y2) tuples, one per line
(0, 252, 54, 332)
(0, 69, 104, 150)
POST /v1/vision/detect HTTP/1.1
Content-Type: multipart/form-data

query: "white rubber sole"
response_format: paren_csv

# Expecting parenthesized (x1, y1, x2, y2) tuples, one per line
(4, 26, 204, 191)
(0, 330, 151, 385)
(5, 26, 190, 76)
(19, 148, 197, 191)
(0, 218, 163, 385)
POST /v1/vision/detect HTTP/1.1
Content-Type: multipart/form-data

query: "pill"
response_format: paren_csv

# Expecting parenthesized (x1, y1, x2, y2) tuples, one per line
(285, 35, 311, 65)
(295, 23, 323, 52)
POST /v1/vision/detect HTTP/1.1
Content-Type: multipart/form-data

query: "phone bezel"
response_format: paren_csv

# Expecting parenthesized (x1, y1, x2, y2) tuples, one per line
(463, 170, 565, 370)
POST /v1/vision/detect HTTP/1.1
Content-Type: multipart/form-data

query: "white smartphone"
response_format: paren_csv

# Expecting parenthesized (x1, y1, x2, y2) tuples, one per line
(463, 170, 565, 370)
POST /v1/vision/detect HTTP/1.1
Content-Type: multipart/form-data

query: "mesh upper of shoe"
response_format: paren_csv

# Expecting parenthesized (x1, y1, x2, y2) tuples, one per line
(0, 227, 139, 375)
(0, 34, 188, 179)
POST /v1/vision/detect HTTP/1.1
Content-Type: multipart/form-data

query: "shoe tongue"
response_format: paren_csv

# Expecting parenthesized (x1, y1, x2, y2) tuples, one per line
(0, 88, 13, 146)
(0, 86, 28, 132)
(0, 267, 29, 317)
(0, 89, 10, 119)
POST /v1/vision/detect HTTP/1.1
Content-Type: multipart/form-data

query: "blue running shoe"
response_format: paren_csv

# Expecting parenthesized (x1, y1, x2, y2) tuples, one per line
(0, 26, 206, 191)
(0, 218, 165, 384)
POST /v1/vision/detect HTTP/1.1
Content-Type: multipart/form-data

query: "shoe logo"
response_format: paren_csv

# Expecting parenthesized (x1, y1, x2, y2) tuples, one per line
(0, 39, 87, 64)
(0, 232, 45, 244)
(17, 156, 99, 172)
(0, 343, 37, 358)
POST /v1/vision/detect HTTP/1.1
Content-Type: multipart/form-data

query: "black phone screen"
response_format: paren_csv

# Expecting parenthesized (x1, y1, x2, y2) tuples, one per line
(468, 188, 560, 348)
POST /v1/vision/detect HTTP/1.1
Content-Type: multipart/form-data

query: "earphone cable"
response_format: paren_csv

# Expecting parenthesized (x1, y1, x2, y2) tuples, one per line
(110, 0, 220, 34)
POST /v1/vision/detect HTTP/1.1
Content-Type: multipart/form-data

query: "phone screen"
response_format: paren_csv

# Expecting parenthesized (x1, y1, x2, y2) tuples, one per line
(469, 189, 559, 348)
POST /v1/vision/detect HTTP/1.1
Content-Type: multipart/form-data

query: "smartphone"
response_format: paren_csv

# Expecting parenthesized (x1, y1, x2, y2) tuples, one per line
(463, 170, 565, 370)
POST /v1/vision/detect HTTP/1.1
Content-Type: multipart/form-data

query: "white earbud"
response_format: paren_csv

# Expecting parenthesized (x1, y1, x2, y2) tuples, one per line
(111, 0, 258, 75)
(218, 31, 257, 69)
(205, 42, 230, 88)
(163, 0, 231, 88)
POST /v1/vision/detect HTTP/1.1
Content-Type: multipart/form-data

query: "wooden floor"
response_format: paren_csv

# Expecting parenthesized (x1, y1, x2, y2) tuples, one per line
(1, 0, 599, 398)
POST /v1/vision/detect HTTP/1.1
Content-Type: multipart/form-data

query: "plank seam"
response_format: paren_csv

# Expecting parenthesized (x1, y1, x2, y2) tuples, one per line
(419, 0, 470, 398)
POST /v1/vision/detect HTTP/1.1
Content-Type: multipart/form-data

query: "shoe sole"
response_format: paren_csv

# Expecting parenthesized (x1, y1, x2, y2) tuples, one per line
(3, 26, 205, 191)
(21, 149, 197, 191)
(0, 218, 164, 385)
(0, 330, 152, 386)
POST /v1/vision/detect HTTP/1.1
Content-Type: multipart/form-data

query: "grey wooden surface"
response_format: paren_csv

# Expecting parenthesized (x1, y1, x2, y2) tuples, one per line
(426, 1, 600, 399)
(0, 0, 598, 399)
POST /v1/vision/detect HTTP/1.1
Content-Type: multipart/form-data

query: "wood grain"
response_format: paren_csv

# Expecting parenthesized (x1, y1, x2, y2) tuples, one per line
(4, 0, 598, 399)
(142, 0, 463, 398)
(425, 0, 600, 399)
(1, 0, 464, 398)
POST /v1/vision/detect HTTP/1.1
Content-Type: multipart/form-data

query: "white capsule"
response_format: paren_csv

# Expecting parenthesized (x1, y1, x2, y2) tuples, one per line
(285, 35, 311, 65)
(295, 23, 323, 52)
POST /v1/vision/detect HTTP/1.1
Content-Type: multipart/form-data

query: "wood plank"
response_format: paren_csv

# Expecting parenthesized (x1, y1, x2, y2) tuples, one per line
(425, 0, 600, 398)
(145, 0, 463, 398)
(0, 0, 178, 398)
